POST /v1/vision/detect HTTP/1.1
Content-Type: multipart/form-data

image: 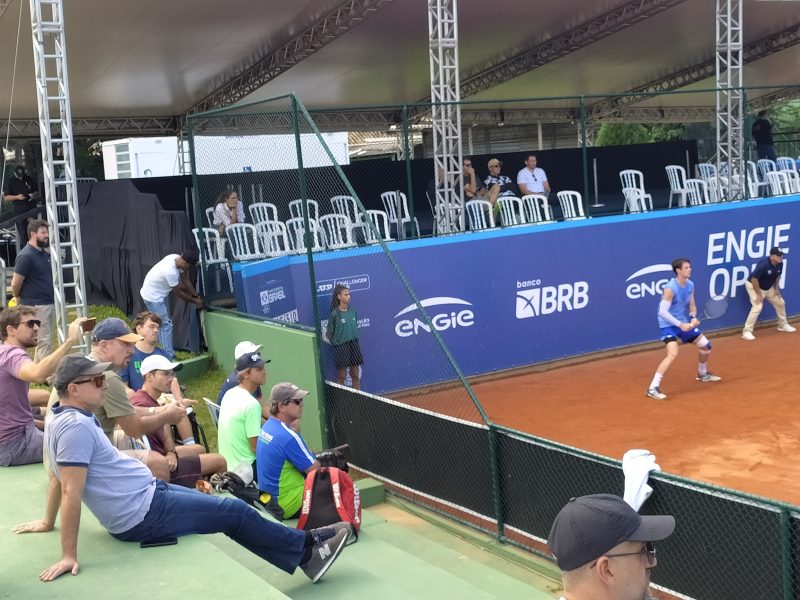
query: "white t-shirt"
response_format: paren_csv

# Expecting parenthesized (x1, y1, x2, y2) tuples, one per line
(517, 167, 548, 194)
(140, 254, 180, 303)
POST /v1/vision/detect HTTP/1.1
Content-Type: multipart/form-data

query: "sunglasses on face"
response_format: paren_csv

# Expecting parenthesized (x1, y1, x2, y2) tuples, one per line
(21, 319, 42, 329)
(284, 398, 304, 406)
(597, 542, 657, 568)
(73, 374, 106, 388)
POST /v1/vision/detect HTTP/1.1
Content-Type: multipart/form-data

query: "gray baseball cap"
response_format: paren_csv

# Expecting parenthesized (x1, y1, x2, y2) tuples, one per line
(547, 494, 675, 571)
(269, 382, 309, 405)
(54, 355, 112, 391)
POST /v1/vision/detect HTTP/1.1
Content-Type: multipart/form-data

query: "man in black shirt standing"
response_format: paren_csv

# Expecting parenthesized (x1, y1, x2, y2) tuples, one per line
(3, 166, 39, 244)
(742, 246, 796, 340)
(751, 110, 777, 162)
(11, 220, 55, 360)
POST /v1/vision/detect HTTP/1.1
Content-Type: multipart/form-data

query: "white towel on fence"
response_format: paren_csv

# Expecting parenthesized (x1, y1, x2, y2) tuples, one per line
(622, 449, 661, 511)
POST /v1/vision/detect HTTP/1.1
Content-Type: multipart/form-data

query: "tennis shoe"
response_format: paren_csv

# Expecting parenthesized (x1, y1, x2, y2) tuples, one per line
(741, 331, 756, 341)
(301, 528, 348, 583)
(646, 387, 667, 400)
(777, 324, 797, 333)
(696, 372, 721, 382)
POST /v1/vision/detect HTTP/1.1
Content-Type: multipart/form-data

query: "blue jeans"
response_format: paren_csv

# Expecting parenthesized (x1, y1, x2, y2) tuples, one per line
(112, 481, 306, 574)
(144, 299, 174, 359)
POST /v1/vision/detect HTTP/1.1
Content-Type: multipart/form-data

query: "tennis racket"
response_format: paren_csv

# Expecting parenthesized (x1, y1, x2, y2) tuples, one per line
(699, 295, 729, 321)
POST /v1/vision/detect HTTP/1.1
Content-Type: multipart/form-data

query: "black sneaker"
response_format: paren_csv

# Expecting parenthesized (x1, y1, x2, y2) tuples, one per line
(301, 528, 348, 583)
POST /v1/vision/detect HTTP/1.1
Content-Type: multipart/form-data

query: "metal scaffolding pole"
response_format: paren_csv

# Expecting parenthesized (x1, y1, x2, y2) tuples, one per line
(716, 0, 744, 200)
(428, 0, 464, 233)
(29, 0, 88, 351)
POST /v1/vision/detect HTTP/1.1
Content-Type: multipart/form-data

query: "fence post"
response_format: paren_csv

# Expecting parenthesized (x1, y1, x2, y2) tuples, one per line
(292, 95, 329, 444)
(580, 96, 590, 217)
(780, 508, 793, 600)
(488, 425, 505, 541)
(186, 119, 208, 297)
(402, 105, 415, 227)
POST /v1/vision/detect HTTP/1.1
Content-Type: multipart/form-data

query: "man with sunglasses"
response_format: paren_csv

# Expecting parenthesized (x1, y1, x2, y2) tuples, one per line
(548, 494, 675, 600)
(0, 306, 87, 466)
(256, 382, 320, 521)
(14, 354, 350, 584)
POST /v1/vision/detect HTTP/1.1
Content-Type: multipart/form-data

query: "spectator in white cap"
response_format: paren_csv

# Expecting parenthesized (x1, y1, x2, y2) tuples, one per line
(217, 349, 269, 482)
(130, 355, 226, 486)
(548, 494, 675, 600)
(216, 340, 267, 405)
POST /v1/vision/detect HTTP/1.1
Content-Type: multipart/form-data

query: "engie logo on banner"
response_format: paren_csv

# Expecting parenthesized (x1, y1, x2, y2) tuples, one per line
(394, 297, 474, 337)
(317, 274, 370, 296)
(259, 285, 287, 314)
(624, 264, 673, 299)
(515, 280, 589, 319)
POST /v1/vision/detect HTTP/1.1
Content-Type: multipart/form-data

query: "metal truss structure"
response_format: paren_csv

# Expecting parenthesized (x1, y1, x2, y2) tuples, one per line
(716, 0, 743, 199)
(1, 115, 178, 139)
(183, 0, 394, 121)
(0, 0, 15, 19)
(428, 0, 463, 233)
(587, 22, 800, 119)
(459, 0, 687, 99)
(28, 0, 87, 351)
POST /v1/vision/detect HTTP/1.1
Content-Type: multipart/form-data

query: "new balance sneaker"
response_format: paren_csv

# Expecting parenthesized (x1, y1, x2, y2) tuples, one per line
(741, 331, 756, 341)
(309, 522, 355, 545)
(696, 373, 721, 382)
(301, 528, 348, 583)
(777, 324, 797, 333)
(646, 387, 667, 400)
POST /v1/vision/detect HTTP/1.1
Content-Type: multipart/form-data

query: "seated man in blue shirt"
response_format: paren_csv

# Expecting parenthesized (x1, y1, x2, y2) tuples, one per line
(216, 340, 265, 406)
(256, 382, 320, 520)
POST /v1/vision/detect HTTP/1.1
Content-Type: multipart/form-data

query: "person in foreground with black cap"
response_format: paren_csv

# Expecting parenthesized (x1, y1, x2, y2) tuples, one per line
(217, 349, 270, 481)
(548, 494, 675, 600)
(14, 354, 351, 584)
(139, 248, 203, 360)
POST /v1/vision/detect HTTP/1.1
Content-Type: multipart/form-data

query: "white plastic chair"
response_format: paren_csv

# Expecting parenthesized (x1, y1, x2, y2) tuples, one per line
(521, 194, 554, 224)
(225, 223, 263, 261)
(665, 165, 689, 208)
(255, 221, 290, 258)
(556, 191, 586, 220)
(622, 188, 652, 213)
(777, 157, 797, 172)
(496, 196, 525, 226)
(362, 210, 393, 243)
(697, 163, 717, 180)
(288, 199, 320, 222)
(330, 195, 367, 240)
(767, 171, 791, 196)
(249, 202, 279, 224)
(286, 217, 324, 254)
(784, 169, 800, 194)
(465, 200, 495, 231)
(205, 207, 215, 228)
(192, 228, 233, 293)
(746, 160, 769, 198)
(319, 214, 356, 250)
(757, 159, 777, 189)
(380, 191, 420, 238)
(685, 179, 709, 206)
(619, 170, 653, 213)
(203, 397, 220, 428)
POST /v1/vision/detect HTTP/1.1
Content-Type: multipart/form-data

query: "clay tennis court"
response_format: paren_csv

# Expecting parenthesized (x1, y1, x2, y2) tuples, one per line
(413, 324, 800, 505)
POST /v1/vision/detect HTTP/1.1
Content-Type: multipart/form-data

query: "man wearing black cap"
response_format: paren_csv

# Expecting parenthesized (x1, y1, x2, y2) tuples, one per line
(218, 350, 270, 481)
(548, 494, 675, 600)
(14, 354, 351, 585)
(742, 247, 796, 341)
(139, 249, 203, 360)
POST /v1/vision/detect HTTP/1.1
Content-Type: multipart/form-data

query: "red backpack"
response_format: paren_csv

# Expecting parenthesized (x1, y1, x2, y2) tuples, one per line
(297, 467, 361, 543)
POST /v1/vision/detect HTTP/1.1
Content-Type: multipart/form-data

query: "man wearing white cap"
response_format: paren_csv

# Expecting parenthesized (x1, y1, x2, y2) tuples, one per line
(216, 340, 265, 406)
(131, 355, 226, 486)
(548, 494, 675, 600)
(217, 349, 269, 481)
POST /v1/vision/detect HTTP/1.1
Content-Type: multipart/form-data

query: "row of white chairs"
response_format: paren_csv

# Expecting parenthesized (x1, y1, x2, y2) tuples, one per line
(465, 192, 586, 231)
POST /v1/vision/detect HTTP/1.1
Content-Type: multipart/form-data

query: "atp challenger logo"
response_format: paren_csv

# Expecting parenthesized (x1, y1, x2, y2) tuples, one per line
(394, 297, 475, 337)
(624, 264, 673, 300)
(515, 280, 589, 319)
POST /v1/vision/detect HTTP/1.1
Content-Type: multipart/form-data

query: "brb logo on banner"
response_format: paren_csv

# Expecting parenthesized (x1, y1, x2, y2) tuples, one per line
(394, 297, 475, 337)
(259, 286, 286, 314)
(515, 280, 589, 319)
(624, 264, 673, 299)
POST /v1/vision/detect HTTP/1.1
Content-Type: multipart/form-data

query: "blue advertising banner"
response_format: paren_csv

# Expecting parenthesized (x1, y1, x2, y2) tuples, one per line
(234, 195, 799, 394)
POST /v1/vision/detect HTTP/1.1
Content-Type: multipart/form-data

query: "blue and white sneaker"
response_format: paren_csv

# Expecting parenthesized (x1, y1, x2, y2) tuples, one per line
(696, 373, 721, 382)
